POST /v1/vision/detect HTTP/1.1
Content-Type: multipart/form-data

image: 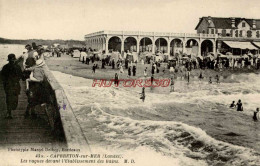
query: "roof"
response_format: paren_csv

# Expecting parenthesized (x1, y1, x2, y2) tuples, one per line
(195, 17, 260, 30)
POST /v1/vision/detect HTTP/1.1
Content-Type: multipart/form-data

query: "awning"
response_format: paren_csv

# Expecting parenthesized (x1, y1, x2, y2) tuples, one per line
(253, 42, 260, 49)
(223, 41, 258, 50)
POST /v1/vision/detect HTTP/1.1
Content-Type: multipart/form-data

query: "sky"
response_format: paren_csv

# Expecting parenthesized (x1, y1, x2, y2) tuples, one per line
(0, 0, 260, 40)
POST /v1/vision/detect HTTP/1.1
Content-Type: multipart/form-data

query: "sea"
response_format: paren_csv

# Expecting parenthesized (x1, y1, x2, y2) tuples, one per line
(1, 44, 260, 166)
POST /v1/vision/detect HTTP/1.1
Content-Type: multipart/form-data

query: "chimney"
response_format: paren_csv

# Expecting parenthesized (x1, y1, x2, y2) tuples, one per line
(231, 17, 235, 28)
(253, 19, 256, 29)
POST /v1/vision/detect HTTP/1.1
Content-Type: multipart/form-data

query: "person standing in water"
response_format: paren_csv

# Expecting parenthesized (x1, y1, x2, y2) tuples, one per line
(215, 75, 220, 84)
(253, 108, 259, 121)
(230, 101, 235, 108)
(199, 71, 203, 80)
(140, 87, 145, 102)
(209, 76, 212, 84)
(170, 76, 174, 92)
(114, 73, 119, 86)
(187, 71, 190, 83)
(236, 99, 243, 111)
(92, 64, 96, 73)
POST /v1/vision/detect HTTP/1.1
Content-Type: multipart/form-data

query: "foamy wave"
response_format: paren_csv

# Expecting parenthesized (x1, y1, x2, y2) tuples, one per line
(82, 105, 260, 166)
(51, 70, 260, 166)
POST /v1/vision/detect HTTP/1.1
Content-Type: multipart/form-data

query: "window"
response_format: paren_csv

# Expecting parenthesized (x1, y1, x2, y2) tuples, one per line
(247, 31, 252, 37)
(222, 29, 226, 37)
(242, 22, 246, 27)
(239, 30, 243, 37)
(202, 30, 205, 34)
(235, 30, 239, 37)
(211, 29, 214, 34)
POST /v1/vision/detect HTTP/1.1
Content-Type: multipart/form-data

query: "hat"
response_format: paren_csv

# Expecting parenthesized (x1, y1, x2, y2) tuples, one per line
(7, 54, 16, 61)
(36, 59, 45, 67)
(33, 52, 38, 57)
(25, 44, 31, 48)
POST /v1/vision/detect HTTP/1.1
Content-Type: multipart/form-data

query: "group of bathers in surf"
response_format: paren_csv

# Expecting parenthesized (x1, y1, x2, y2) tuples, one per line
(230, 100, 259, 121)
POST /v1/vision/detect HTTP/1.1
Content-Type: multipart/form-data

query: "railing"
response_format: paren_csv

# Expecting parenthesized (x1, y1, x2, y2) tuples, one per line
(85, 30, 219, 39)
(43, 66, 91, 150)
(219, 36, 260, 40)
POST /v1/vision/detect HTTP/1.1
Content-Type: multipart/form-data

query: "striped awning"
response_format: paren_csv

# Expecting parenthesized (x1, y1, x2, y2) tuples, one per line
(252, 42, 260, 48)
(223, 41, 258, 50)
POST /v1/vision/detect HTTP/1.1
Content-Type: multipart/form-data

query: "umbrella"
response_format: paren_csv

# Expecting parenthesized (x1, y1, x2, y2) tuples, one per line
(226, 52, 232, 55)
(242, 54, 249, 58)
(218, 54, 227, 58)
(254, 54, 260, 58)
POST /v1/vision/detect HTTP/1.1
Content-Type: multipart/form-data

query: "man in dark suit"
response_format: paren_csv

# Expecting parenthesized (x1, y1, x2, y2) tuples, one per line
(1, 54, 22, 119)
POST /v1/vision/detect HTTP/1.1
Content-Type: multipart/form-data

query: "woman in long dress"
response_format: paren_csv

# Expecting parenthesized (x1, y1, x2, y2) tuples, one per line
(120, 65, 124, 73)
(144, 67, 147, 77)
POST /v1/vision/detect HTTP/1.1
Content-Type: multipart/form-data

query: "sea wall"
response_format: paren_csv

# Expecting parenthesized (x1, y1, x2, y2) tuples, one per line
(42, 66, 91, 151)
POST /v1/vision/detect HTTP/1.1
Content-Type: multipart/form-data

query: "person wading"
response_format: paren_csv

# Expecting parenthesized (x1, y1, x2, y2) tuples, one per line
(114, 73, 119, 86)
(1, 54, 22, 119)
(236, 99, 243, 111)
(170, 76, 174, 92)
(253, 108, 259, 121)
(140, 87, 145, 102)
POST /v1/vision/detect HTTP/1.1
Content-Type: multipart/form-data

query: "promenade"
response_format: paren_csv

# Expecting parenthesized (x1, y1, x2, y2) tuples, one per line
(0, 76, 63, 147)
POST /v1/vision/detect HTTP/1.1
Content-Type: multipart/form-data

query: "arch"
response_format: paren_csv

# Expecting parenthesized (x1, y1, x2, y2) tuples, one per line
(108, 36, 122, 52)
(124, 37, 137, 52)
(155, 38, 168, 53)
(139, 37, 153, 52)
(170, 38, 183, 56)
(185, 39, 199, 56)
(201, 40, 213, 56)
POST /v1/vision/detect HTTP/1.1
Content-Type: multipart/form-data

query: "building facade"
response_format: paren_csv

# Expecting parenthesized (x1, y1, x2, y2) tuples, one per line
(85, 31, 217, 57)
(195, 16, 260, 38)
(85, 17, 260, 57)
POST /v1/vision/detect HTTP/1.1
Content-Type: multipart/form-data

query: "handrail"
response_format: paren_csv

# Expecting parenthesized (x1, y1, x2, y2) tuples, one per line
(85, 30, 220, 38)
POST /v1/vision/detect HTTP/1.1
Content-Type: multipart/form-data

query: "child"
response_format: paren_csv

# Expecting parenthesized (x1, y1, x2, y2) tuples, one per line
(25, 58, 45, 91)
(230, 101, 235, 108)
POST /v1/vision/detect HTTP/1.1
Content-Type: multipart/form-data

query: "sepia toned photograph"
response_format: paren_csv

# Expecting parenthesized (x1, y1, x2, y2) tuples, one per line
(0, 0, 260, 165)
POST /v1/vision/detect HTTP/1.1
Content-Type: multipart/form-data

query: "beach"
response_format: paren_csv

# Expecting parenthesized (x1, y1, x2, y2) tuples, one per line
(45, 54, 260, 165)
(0, 44, 260, 165)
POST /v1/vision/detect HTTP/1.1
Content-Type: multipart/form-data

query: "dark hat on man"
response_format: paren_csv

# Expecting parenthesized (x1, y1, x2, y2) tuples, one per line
(32, 42, 38, 50)
(7, 54, 16, 61)
(25, 44, 31, 48)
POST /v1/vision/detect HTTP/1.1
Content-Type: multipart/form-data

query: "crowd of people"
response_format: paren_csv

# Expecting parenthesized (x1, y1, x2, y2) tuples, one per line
(1, 42, 47, 119)
(2, 44, 259, 122)
(70, 47, 260, 121)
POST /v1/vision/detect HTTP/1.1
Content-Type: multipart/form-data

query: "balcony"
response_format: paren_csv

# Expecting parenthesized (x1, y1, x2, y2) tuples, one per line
(85, 30, 219, 39)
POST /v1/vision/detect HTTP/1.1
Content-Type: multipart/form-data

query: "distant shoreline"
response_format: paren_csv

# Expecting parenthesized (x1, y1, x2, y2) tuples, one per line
(0, 37, 85, 47)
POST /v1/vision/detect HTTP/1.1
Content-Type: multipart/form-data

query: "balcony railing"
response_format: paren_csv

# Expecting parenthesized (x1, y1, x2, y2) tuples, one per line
(219, 36, 260, 40)
(85, 30, 219, 38)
